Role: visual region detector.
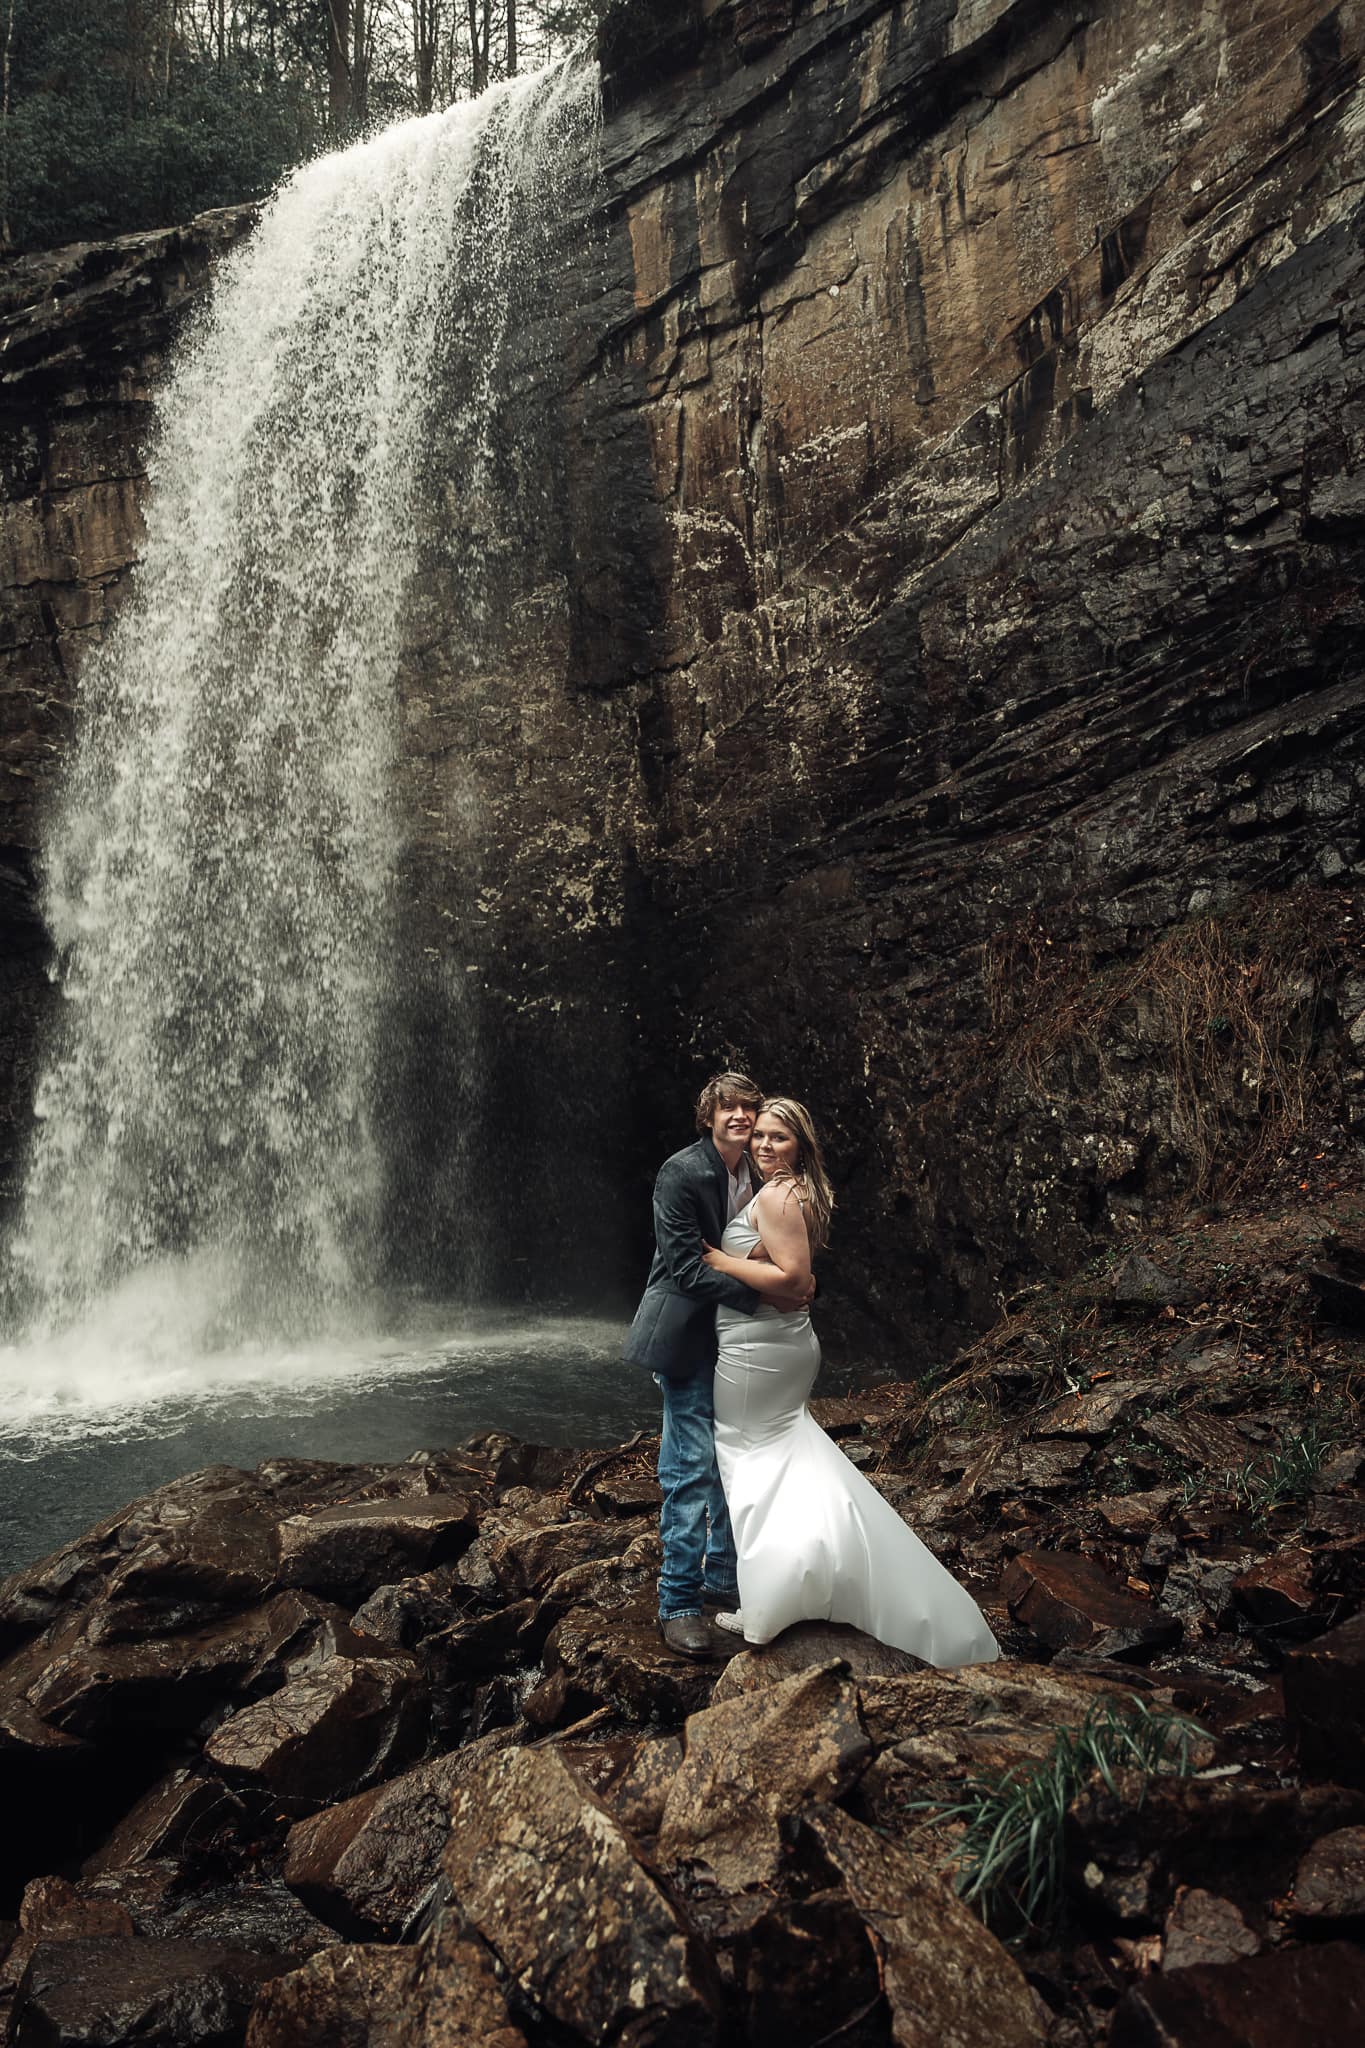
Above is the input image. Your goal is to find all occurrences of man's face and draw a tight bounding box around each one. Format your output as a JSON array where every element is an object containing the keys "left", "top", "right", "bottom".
[{"left": 711, "top": 1096, "right": 757, "bottom": 1148}]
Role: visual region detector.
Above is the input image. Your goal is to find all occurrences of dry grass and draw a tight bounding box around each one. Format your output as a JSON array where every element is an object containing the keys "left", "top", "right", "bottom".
[{"left": 975, "top": 887, "right": 1347, "bottom": 1197}]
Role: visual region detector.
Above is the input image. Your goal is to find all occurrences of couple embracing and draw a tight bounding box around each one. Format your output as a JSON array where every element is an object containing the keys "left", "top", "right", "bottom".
[{"left": 625, "top": 1070, "right": 999, "bottom": 1668}]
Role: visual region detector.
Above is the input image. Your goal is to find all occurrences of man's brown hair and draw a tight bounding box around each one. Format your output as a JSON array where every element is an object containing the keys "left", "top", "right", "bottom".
[{"left": 694, "top": 1070, "right": 763, "bottom": 1132}]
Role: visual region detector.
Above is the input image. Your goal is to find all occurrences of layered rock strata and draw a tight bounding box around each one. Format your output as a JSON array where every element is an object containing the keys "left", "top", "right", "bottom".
[{"left": 2, "top": 1, "right": 1364, "bottom": 1349}]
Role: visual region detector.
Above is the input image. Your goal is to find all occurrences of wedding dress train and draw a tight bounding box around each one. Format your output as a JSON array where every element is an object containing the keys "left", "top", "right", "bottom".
[{"left": 713, "top": 1199, "right": 999, "bottom": 1666}]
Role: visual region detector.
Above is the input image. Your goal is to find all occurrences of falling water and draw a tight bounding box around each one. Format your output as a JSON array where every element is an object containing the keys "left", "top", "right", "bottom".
[{"left": 6, "top": 59, "right": 599, "bottom": 1354}]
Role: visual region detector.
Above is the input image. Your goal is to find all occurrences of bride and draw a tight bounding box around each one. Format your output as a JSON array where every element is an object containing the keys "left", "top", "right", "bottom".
[{"left": 702, "top": 1097, "right": 999, "bottom": 1667}]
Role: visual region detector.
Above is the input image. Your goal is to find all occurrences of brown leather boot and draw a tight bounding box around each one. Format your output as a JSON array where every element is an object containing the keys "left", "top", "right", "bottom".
[{"left": 658, "top": 1614, "right": 718, "bottom": 1660}]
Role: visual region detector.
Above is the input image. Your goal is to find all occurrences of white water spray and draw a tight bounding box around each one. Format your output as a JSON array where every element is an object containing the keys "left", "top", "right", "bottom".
[{"left": 6, "top": 60, "right": 598, "bottom": 1362}]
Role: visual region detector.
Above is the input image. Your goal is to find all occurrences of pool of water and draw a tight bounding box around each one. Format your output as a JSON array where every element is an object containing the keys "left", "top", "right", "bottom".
[{"left": 0, "top": 1308, "right": 653, "bottom": 1578}]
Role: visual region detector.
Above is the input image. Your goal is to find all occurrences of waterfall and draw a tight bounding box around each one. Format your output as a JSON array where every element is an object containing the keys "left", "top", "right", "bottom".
[{"left": 7, "top": 59, "right": 598, "bottom": 1351}]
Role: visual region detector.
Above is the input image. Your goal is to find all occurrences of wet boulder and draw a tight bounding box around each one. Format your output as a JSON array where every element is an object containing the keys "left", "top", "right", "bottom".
[
  {"left": 710, "top": 1888, "right": 881, "bottom": 2048},
  {"left": 711, "top": 1621, "right": 924, "bottom": 1701},
  {"left": 656, "top": 1663, "right": 870, "bottom": 1889},
  {"left": 1001, "top": 1552, "right": 1182, "bottom": 1661},
  {"left": 1230, "top": 1547, "right": 1317, "bottom": 1631},
  {"left": 800, "top": 1805, "right": 1045, "bottom": 2047},
  {"left": 1283, "top": 1609, "right": 1365, "bottom": 1786},
  {"left": 1110, "top": 1942, "right": 1365, "bottom": 2047},
  {"left": 203, "top": 1654, "right": 425, "bottom": 1808},
  {"left": 530, "top": 1598, "right": 721, "bottom": 1726},
  {"left": 9, "top": 1933, "right": 292, "bottom": 2046},
  {"left": 428, "top": 1598, "right": 542, "bottom": 1678},
  {"left": 244, "top": 1944, "right": 415, "bottom": 2048},
  {"left": 349, "top": 1566, "right": 465, "bottom": 1650},
  {"left": 283, "top": 1730, "right": 518, "bottom": 1940},
  {"left": 14, "top": 1592, "right": 369, "bottom": 1742},
  {"left": 444, "top": 1746, "right": 719, "bottom": 2045},
  {"left": 390, "top": 1919, "right": 528, "bottom": 2048},
  {"left": 277, "top": 1497, "right": 476, "bottom": 1604},
  {"left": 1066, "top": 1776, "right": 1365, "bottom": 1932},
  {"left": 1289, "top": 1826, "right": 1365, "bottom": 1930},
  {"left": 0, "top": 1468, "right": 268, "bottom": 1657},
  {"left": 152, "top": 1881, "right": 341, "bottom": 1960},
  {"left": 581, "top": 1734, "right": 683, "bottom": 1839},
  {"left": 1160, "top": 1888, "right": 1261, "bottom": 1971},
  {"left": 485, "top": 1515, "right": 633, "bottom": 1599},
  {"left": 83, "top": 1767, "right": 244, "bottom": 1876}
]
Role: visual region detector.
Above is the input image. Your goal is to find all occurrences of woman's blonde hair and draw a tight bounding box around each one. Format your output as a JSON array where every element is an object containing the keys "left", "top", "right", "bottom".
[{"left": 754, "top": 1096, "right": 835, "bottom": 1253}]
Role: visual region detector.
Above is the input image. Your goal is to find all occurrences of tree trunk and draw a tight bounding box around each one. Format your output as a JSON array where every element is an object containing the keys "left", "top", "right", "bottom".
[
  {"left": 327, "top": 0, "right": 351, "bottom": 127},
  {"left": 1, "top": 0, "right": 15, "bottom": 251},
  {"left": 467, "top": 0, "right": 485, "bottom": 93},
  {"left": 352, "top": 0, "right": 367, "bottom": 128},
  {"left": 506, "top": 0, "right": 516, "bottom": 78}
]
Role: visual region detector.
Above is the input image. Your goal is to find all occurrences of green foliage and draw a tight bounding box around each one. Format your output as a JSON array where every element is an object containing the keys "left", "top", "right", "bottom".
[
  {"left": 911, "top": 1696, "right": 1206, "bottom": 1938},
  {"left": 3, "top": 2, "right": 317, "bottom": 250}
]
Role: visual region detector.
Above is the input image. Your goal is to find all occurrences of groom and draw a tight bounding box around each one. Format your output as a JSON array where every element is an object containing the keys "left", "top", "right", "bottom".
[{"left": 625, "top": 1070, "right": 803, "bottom": 1658}]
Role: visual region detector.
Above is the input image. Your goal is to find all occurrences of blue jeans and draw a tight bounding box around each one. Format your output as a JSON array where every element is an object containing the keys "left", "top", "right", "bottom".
[{"left": 654, "top": 1369, "right": 738, "bottom": 1619}]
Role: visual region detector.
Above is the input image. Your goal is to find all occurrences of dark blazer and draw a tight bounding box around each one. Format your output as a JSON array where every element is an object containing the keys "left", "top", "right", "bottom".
[{"left": 623, "top": 1133, "right": 759, "bottom": 1378}]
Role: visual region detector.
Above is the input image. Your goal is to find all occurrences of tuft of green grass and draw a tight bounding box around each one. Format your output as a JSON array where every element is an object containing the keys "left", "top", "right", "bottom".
[
  {"left": 1223, "top": 1423, "right": 1329, "bottom": 1522},
  {"left": 909, "top": 1696, "right": 1206, "bottom": 1939}
]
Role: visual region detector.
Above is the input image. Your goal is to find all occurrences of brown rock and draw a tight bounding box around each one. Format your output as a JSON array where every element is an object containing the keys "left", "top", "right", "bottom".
[
  {"left": 1284, "top": 1609, "right": 1365, "bottom": 1786},
  {"left": 592, "top": 1474, "right": 663, "bottom": 1515},
  {"left": 656, "top": 1663, "right": 870, "bottom": 1888},
  {"left": 1110, "top": 1943, "right": 1365, "bottom": 2047},
  {"left": 18, "top": 1876, "right": 134, "bottom": 1939},
  {"left": 1068, "top": 1776, "right": 1365, "bottom": 1932},
  {"left": 533, "top": 1598, "right": 722, "bottom": 1725},
  {"left": 485, "top": 1516, "right": 631, "bottom": 1597},
  {"left": 10, "top": 1934, "right": 292, "bottom": 2046},
  {"left": 1161, "top": 1887, "right": 1260, "bottom": 1971},
  {"left": 277, "top": 1497, "right": 475, "bottom": 1603},
  {"left": 444, "top": 1746, "right": 718, "bottom": 2044},
  {"left": 1290, "top": 1826, "right": 1365, "bottom": 1927},
  {"left": 203, "top": 1655, "right": 425, "bottom": 1808},
  {"left": 394, "top": 1919, "right": 527, "bottom": 2048},
  {"left": 1230, "top": 1547, "right": 1316, "bottom": 1630},
  {"left": 711, "top": 1620, "right": 924, "bottom": 1702},
  {"left": 1001, "top": 1552, "right": 1181, "bottom": 1661},
  {"left": 953, "top": 1440, "right": 1091, "bottom": 1500},
  {"left": 429, "top": 1598, "right": 542, "bottom": 1676},
  {"left": 1140, "top": 1412, "right": 1249, "bottom": 1472},
  {"left": 1035, "top": 1381, "right": 1145, "bottom": 1437},
  {"left": 591, "top": 1734, "right": 683, "bottom": 1838},
  {"left": 244, "top": 1944, "right": 414, "bottom": 2048},
  {"left": 714, "top": 1888, "right": 881, "bottom": 2048},
  {"left": 1096, "top": 1489, "right": 1176, "bottom": 1539},
  {"left": 283, "top": 1731, "right": 516, "bottom": 1940},
  {"left": 801, "top": 1805, "right": 1045, "bottom": 2047},
  {"left": 83, "top": 1768, "right": 244, "bottom": 1876},
  {"left": 349, "top": 1566, "right": 465, "bottom": 1650},
  {"left": 857, "top": 1661, "right": 1146, "bottom": 1751},
  {"left": 12, "top": 1591, "right": 367, "bottom": 1743},
  {"left": 1112, "top": 1254, "right": 1195, "bottom": 1311}
]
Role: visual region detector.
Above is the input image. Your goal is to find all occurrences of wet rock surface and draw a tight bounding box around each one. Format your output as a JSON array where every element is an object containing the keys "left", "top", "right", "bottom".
[{"left": 0, "top": 1246, "right": 1358, "bottom": 2045}]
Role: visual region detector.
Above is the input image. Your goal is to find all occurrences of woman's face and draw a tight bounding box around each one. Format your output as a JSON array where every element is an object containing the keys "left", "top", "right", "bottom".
[{"left": 752, "top": 1114, "right": 800, "bottom": 1177}]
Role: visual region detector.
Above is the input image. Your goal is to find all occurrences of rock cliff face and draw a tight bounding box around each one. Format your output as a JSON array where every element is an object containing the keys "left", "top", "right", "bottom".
[{"left": 2, "top": 0, "right": 1364, "bottom": 1356}]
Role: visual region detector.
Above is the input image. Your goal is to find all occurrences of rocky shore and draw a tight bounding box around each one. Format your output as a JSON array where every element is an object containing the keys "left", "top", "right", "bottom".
[{"left": 1, "top": 1182, "right": 1361, "bottom": 2045}]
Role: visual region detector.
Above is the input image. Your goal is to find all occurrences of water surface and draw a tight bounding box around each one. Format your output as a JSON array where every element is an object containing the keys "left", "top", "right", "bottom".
[{"left": 0, "top": 1309, "right": 648, "bottom": 1578}]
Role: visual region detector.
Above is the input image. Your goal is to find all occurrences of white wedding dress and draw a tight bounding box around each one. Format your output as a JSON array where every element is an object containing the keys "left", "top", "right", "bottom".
[{"left": 713, "top": 1198, "right": 999, "bottom": 1666}]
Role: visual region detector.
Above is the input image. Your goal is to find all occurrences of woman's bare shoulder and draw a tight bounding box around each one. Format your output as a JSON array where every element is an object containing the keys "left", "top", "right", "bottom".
[{"left": 753, "top": 1178, "right": 805, "bottom": 1219}]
